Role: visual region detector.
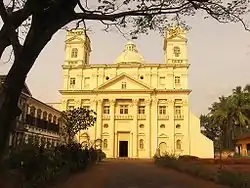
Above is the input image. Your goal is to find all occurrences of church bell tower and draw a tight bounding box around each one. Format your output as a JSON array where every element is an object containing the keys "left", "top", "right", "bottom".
[
  {"left": 64, "top": 28, "right": 91, "bottom": 66},
  {"left": 163, "top": 26, "right": 188, "bottom": 65}
]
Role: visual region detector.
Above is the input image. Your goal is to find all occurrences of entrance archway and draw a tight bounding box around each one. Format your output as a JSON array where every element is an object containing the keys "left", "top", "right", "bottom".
[{"left": 159, "top": 142, "right": 167, "bottom": 156}]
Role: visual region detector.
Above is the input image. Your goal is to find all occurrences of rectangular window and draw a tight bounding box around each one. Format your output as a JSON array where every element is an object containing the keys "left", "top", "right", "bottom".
[
  {"left": 103, "top": 106, "right": 110, "bottom": 114},
  {"left": 159, "top": 77, "right": 165, "bottom": 86},
  {"left": 68, "top": 105, "right": 74, "bottom": 110},
  {"left": 159, "top": 106, "right": 166, "bottom": 115},
  {"left": 175, "top": 106, "right": 181, "bottom": 115},
  {"left": 82, "top": 106, "right": 90, "bottom": 110},
  {"left": 120, "top": 105, "right": 128, "bottom": 114},
  {"left": 84, "top": 77, "right": 90, "bottom": 88},
  {"left": 69, "top": 78, "right": 76, "bottom": 88},
  {"left": 174, "top": 76, "right": 181, "bottom": 84},
  {"left": 122, "top": 82, "right": 127, "bottom": 89},
  {"left": 138, "top": 106, "right": 145, "bottom": 114}
]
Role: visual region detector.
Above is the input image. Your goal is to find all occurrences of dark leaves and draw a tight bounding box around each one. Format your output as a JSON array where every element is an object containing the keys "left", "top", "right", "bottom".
[{"left": 61, "top": 107, "right": 97, "bottom": 141}]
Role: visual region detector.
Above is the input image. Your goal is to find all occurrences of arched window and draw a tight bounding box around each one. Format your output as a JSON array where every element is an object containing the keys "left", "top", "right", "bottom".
[
  {"left": 139, "top": 139, "right": 144, "bottom": 149},
  {"left": 173, "top": 46, "right": 181, "bottom": 57},
  {"left": 37, "top": 109, "right": 42, "bottom": 119},
  {"left": 53, "top": 116, "right": 57, "bottom": 124},
  {"left": 71, "top": 48, "right": 78, "bottom": 58},
  {"left": 30, "top": 106, "right": 36, "bottom": 117},
  {"left": 42, "top": 111, "right": 47, "bottom": 120},
  {"left": 159, "top": 142, "right": 167, "bottom": 156},
  {"left": 176, "top": 139, "right": 181, "bottom": 150},
  {"left": 103, "top": 139, "right": 108, "bottom": 148},
  {"left": 160, "top": 124, "right": 165, "bottom": 128},
  {"left": 48, "top": 113, "right": 52, "bottom": 123},
  {"left": 176, "top": 124, "right": 181, "bottom": 129}
]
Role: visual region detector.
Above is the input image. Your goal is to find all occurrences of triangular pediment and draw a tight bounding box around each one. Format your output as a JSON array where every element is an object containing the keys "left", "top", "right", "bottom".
[
  {"left": 93, "top": 73, "right": 153, "bottom": 91},
  {"left": 65, "top": 36, "right": 84, "bottom": 44}
]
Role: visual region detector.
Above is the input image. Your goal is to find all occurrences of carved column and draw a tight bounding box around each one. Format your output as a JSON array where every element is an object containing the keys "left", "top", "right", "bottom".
[
  {"left": 96, "top": 98, "right": 103, "bottom": 140},
  {"left": 132, "top": 98, "right": 139, "bottom": 157},
  {"left": 151, "top": 98, "right": 158, "bottom": 157},
  {"left": 109, "top": 98, "right": 116, "bottom": 157},
  {"left": 145, "top": 98, "right": 151, "bottom": 158}
]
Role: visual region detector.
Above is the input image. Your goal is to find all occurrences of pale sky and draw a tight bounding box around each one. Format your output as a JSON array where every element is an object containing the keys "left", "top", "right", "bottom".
[{"left": 0, "top": 15, "right": 250, "bottom": 116}]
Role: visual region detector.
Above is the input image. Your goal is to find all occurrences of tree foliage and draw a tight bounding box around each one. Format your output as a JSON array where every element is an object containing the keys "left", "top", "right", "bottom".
[
  {"left": 61, "top": 107, "right": 96, "bottom": 143},
  {"left": 201, "top": 84, "right": 250, "bottom": 150}
]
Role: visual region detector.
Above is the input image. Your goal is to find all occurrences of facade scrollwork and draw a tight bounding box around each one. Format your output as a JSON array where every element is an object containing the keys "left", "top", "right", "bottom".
[
  {"left": 167, "top": 99, "right": 174, "bottom": 105},
  {"left": 90, "top": 98, "right": 97, "bottom": 104},
  {"left": 152, "top": 98, "right": 158, "bottom": 104},
  {"left": 183, "top": 99, "right": 188, "bottom": 106},
  {"left": 109, "top": 98, "right": 116, "bottom": 106},
  {"left": 132, "top": 98, "right": 139, "bottom": 106},
  {"left": 97, "top": 98, "right": 103, "bottom": 105}
]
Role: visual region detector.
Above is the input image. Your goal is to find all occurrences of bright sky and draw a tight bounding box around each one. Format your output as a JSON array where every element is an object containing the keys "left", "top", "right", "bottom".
[{"left": 0, "top": 15, "right": 250, "bottom": 116}]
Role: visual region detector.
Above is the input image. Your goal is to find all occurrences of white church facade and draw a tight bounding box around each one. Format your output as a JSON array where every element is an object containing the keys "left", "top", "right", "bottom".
[{"left": 58, "top": 27, "right": 214, "bottom": 158}]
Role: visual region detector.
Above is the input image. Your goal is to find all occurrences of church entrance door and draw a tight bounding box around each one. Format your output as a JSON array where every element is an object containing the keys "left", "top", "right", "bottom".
[{"left": 119, "top": 141, "right": 128, "bottom": 157}]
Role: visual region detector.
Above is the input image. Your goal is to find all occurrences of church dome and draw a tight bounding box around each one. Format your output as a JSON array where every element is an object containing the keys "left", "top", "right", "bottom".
[{"left": 115, "top": 41, "right": 145, "bottom": 64}]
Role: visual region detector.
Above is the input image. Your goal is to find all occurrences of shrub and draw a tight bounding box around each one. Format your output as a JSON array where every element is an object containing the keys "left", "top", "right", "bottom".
[
  {"left": 178, "top": 155, "right": 200, "bottom": 161},
  {"left": 5, "top": 142, "right": 104, "bottom": 188},
  {"left": 155, "top": 155, "right": 250, "bottom": 187},
  {"left": 218, "top": 170, "right": 250, "bottom": 188}
]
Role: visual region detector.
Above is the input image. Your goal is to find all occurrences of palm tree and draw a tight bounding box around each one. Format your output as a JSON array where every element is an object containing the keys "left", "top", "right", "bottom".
[
  {"left": 230, "top": 86, "right": 250, "bottom": 137},
  {"left": 209, "top": 96, "right": 234, "bottom": 149}
]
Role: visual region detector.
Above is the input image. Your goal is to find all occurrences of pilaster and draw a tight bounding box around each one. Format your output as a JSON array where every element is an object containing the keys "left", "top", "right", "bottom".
[
  {"left": 182, "top": 99, "right": 190, "bottom": 155},
  {"left": 90, "top": 98, "right": 97, "bottom": 140},
  {"left": 151, "top": 97, "right": 158, "bottom": 157},
  {"left": 132, "top": 98, "right": 139, "bottom": 157},
  {"left": 75, "top": 99, "right": 81, "bottom": 108},
  {"left": 61, "top": 99, "right": 67, "bottom": 111},
  {"left": 96, "top": 98, "right": 103, "bottom": 139},
  {"left": 109, "top": 98, "right": 116, "bottom": 157},
  {"left": 145, "top": 98, "right": 151, "bottom": 158},
  {"left": 168, "top": 99, "right": 175, "bottom": 153}
]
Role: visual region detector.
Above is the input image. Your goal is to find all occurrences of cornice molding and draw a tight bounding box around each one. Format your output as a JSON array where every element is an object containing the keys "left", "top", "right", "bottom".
[
  {"left": 62, "top": 63, "right": 190, "bottom": 70},
  {"left": 59, "top": 89, "right": 192, "bottom": 95}
]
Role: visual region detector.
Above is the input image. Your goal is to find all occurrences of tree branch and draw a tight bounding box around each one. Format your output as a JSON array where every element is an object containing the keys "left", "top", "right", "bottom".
[
  {"left": 0, "top": 2, "right": 31, "bottom": 59},
  {"left": 74, "top": 3, "right": 191, "bottom": 21}
]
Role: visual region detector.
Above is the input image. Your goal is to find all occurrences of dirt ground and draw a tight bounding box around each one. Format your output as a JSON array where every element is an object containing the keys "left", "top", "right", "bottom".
[{"left": 52, "top": 159, "right": 228, "bottom": 188}]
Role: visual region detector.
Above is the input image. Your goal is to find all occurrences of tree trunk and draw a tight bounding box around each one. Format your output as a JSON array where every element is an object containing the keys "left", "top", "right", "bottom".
[{"left": 0, "top": 11, "right": 75, "bottom": 163}]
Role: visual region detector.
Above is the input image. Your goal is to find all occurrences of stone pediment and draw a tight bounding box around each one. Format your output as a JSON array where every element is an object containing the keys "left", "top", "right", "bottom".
[
  {"left": 158, "top": 133, "right": 168, "bottom": 138},
  {"left": 93, "top": 73, "right": 153, "bottom": 91},
  {"left": 65, "top": 36, "right": 84, "bottom": 44},
  {"left": 102, "top": 132, "right": 109, "bottom": 136}
]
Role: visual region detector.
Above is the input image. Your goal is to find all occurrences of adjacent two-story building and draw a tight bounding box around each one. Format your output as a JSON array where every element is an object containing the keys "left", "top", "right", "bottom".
[{"left": 0, "top": 76, "right": 61, "bottom": 148}]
